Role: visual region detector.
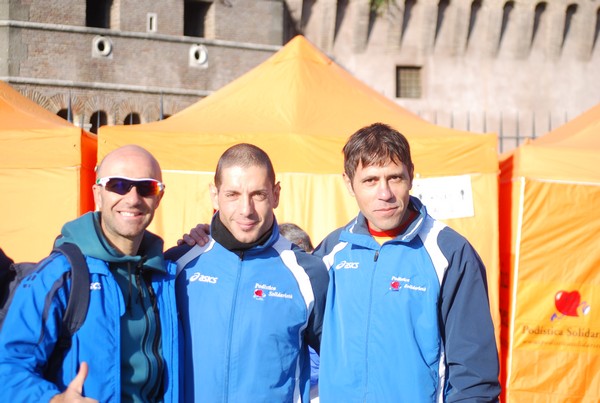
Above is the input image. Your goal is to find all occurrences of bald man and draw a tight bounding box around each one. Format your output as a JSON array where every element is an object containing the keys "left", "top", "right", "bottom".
[{"left": 0, "top": 145, "right": 180, "bottom": 402}]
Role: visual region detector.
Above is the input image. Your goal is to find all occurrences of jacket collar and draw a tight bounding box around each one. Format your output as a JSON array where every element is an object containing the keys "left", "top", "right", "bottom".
[
  {"left": 342, "top": 196, "right": 428, "bottom": 247},
  {"left": 211, "top": 212, "right": 277, "bottom": 257}
]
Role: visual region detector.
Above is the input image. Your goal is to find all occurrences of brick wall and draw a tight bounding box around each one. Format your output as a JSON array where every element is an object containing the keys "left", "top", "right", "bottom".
[{"left": 1, "top": 0, "right": 285, "bottom": 130}]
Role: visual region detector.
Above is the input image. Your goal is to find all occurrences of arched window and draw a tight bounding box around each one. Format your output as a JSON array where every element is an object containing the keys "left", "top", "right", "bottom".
[
  {"left": 123, "top": 113, "right": 141, "bottom": 125},
  {"left": 90, "top": 111, "right": 108, "bottom": 134},
  {"left": 57, "top": 108, "right": 71, "bottom": 122}
]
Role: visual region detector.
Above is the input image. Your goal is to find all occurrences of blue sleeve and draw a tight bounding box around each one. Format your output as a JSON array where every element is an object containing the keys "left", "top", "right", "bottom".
[
  {"left": 0, "top": 254, "right": 70, "bottom": 401},
  {"left": 438, "top": 228, "right": 501, "bottom": 402},
  {"left": 312, "top": 227, "right": 344, "bottom": 259},
  {"left": 294, "top": 249, "right": 329, "bottom": 354}
]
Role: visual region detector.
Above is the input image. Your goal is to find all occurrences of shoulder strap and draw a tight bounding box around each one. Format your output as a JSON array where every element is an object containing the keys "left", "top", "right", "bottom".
[
  {"left": 55, "top": 243, "right": 90, "bottom": 342},
  {"left": 44, "top": 243, "right": 90, "bottom": 377}
]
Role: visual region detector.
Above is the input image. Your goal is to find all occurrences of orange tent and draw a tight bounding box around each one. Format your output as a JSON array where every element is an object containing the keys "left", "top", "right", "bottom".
[
  {"left": 0, "top": 81, "right": 96, "bottom": 262},
  {"left": 99, "top": 35, "right": 500, "bottom": 335},
  {"left": 499, "top": 103, "right": 600, "bottom": 401}
]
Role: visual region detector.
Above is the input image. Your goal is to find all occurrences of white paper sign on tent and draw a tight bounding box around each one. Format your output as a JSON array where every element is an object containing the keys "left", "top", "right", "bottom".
[{"left": 411, "top": 175, "right": 475, "bottom": 220}]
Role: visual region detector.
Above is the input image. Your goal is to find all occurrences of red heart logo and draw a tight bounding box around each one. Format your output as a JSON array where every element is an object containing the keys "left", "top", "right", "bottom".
[{"left": 555, "top": 290, "right": 581, "bottom": 317}]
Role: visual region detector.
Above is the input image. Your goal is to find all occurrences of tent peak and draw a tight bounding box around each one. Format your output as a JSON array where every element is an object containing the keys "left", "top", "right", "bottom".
[{"left": 272, "top": 35, "right": 333, "bottom": 66}]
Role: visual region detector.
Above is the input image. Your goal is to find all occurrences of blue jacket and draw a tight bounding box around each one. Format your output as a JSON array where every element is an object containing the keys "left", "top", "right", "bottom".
[
  {"left": 167, "top": 218, "right": 329, "bottom": 403},
  {"left": 0, "top": 213, "right": 180, "bottom": 402},
  {"left": 313, "top": 197, "right": 500, "bottom": 402}
]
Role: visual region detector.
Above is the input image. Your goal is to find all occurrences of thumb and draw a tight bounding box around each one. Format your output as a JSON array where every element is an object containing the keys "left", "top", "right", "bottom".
[{"left": 68, "top": 362, "right": 90, "bottom": 394}]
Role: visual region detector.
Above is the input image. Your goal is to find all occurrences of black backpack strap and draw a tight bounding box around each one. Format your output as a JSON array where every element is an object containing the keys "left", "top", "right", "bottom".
[
  {"left": 45, "top": 243, "right": 90, "bottom": 377},
  {"left": 55, "top": 243, "right": 90, "bottom": 339}
]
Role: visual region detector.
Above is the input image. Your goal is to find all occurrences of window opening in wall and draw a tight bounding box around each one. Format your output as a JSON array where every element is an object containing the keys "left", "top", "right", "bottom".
[
  {"left": 499, "top": 1, "right": 515, "bottom": 50},
  {"left": 147, "top": 13, "right": 157, "bottom": 33},
  {"left": 124, "top": 113, "right": 141, "bottom": 125},
  {"left": 90, "top": 111, "right": 108, "bottom": 134},
  {"left": 395, "top": 66, "right": 422, "bottom": 99},
  {"left": 434, "top": 0, "right": 450, "bottom": 45},
  {"left": 531, "top": 2, "right": 547, "bottom": 47},
  {"left": 184, "top": 1, "right": 212, "bottom": 37},
  {"left": 92, "top": 36, "right": 113, "bottom": 58},
  {"left": 466, "top": 0, "right": 482, "bottom": 48},
  {"left": 189, "top": 44, "right": 209, "bottom": 67},
  {"left": 562, "top": 4, "right": 578, "bottom": 48},
  {"left": 57, "top": 109, "right": 70, "bottom": 122},
  {"left": 86, "top": 0, "right": 113, "bottom": 29}
]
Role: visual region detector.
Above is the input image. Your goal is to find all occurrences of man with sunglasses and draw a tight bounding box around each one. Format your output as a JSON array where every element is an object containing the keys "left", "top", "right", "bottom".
[
  {"left": 166, "top": 143, "right": 328, "bottom": 403},
  {"left": 0, "top": 145, "right": 180, "bottom": 402}
]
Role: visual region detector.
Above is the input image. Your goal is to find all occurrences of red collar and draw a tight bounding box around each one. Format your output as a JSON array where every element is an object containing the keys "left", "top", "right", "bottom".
[{"left": 368, "top": 209, "right": 417, "bottom": 238}]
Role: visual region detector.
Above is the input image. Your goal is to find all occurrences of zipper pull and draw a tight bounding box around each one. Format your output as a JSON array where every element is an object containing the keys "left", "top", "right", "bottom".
[{"left": 374, "top": 250, "right": 379, "bottom": 262}]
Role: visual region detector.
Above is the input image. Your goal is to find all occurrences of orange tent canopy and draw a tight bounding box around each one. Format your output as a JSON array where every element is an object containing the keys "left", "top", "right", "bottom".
[
  {"left": 0, "top": 81, "right": 96, "bottom": 261},
  {"left": 99, "top": 37, "right": 499, "bottom": 335},
  {"left": 501, "top": 102, "right": 600, "bottom": 184},
  {"left": 499, "top": 102, "right": 600, "bottom": 401},
  {"left": 101, "top": 35, "right": 497, "bottom": 177}
]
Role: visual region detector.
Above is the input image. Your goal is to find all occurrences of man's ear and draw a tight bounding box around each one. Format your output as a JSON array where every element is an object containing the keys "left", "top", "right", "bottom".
[
  {"left": 343, "top": 173, "right": 355, "bottom": 197},
  {"left": 272, "top": 181, "right": 281, "bottom": 209},
  {"left": 92, "top": 184, "right": 102, "bottom": 211},
  {"left": 209, "top": 183, "right": 219, "bottom": 210}
]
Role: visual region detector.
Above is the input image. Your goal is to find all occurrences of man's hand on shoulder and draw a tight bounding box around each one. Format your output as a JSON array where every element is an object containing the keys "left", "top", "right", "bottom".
[
  {"left": 50, "top": 362, "right": 98, "bottom": 403},
  {"left": 177, "top": 223, "right": 210, "bottom": 246}
]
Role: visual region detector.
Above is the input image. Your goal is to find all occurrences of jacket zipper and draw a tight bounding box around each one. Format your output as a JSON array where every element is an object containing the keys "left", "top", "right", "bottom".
[
  {"left": 363, "top": 247, "right": 380, "bottom": 400},
  {"left": 145, "top": 270, "right": 165, "bottom": 399},
  {"left": 107, "top": 262, "right": 123, "bottom": 397},
  {"left": 224, "top": 252, "right": 244, "bottom": 402}
]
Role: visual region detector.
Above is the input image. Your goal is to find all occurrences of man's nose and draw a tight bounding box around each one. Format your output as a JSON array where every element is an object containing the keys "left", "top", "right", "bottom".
[
  {"left": 377, "top": 182, "right": 393, "bottom": 200},
  {"left": 239, "top": 195, "right": 256, "bottom": 214}
]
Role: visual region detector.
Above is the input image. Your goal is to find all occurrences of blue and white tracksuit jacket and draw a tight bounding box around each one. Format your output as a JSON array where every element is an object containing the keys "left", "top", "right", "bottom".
[
  {"left": 168, "top": 223, "right": 329, "bottom": 403},
  {"left": 0, "top": 251, "right": 180, "bottom": 402},
  {"left": 313, "top": 196, "right": 500, "bottom": 403}
]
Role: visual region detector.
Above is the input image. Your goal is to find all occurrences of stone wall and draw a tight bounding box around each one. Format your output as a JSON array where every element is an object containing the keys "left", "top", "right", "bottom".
[{"left": 291, "top": 0, "right": 600, "bottom": 151}]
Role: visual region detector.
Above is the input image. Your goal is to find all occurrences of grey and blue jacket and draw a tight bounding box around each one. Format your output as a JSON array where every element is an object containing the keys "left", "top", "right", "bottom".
[{"left": 313, "top": 196, "right": 500, "bottom": 402}]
